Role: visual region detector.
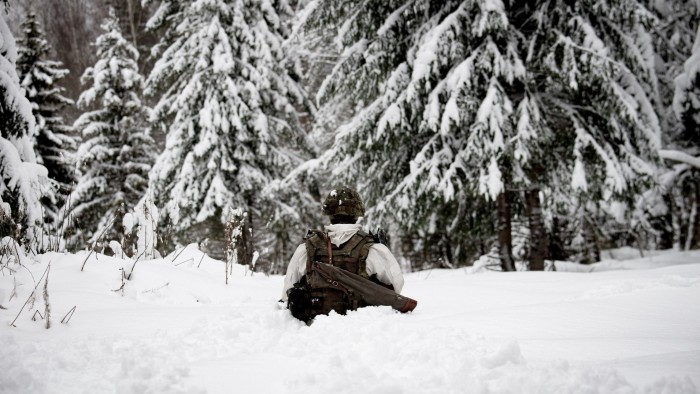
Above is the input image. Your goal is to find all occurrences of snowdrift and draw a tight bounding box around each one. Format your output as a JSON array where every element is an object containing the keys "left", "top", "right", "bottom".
[{"left": 1, "top": 246, "right": 699, "bottom": 393}]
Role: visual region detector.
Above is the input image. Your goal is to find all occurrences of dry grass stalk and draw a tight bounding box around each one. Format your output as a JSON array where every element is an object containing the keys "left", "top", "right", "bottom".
[
  {"left": 43, "top": 264, "right": 51, "bottom": 329},
  {"left": 61, "top": 306, "right": 76, "bottom": 324},
  {"left": 10, "top": 262, "right": 50, "bottom": 327}
]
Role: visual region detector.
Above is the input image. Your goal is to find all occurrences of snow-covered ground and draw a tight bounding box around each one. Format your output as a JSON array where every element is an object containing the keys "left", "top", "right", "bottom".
[{"left": 1, "top": 245, "right": 699, "bottom": 394}]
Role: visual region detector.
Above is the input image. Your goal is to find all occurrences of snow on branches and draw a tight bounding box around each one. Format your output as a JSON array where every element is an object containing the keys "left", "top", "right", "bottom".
[
  {"left": 62, "top": 9, "right": 153, "bottom": 248},
  {"left": 145, "top": 0, "right": 311, "bottom": 251}
]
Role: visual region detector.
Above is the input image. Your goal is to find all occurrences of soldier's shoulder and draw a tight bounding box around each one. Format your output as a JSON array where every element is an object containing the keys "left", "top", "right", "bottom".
[{"left": 357, "top": 230, "right": 375, "bottom": 243}]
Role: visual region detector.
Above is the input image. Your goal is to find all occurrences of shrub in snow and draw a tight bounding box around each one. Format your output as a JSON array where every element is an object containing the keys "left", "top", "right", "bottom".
[
  {"left": 0, "top": 235, "right": 32, "bottom": 272},
  {"left": 122, "top": 196, "right": 161, "bottom": 260}
]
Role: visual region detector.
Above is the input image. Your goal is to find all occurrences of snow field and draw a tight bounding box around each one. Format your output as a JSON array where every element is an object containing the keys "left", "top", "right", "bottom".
[{"left": 1, "top": 247, "right": 699, "bottom": 393}]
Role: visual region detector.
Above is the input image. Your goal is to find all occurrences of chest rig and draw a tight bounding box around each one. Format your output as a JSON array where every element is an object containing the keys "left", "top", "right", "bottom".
[
  {"left": 304, "top": 229, "right": 374, "bottom": 278},
  {"left": 297, "top": 229, "right": 374, "bottom": 319}
]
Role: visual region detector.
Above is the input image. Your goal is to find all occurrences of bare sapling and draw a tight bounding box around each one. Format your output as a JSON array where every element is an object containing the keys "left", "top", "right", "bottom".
[
  {"left": 43, "top": 264, "right": 51, "bottom": 329},
  {"left": 57, "top": 187, "right": 74, "bottom": 252},
  {"left": 126, "top": 239, "right": 151, "bottom": 280},
  {"left": 81, "top": 215, "right": 117, "bottom": 271},
  {"left": 112, "top": 268, "right": 126, "bottom": 294},
  {"left": 224, "top": 212, "right": 243, "bottom": 284},
  {"left": 10, "top": 262, "right": 50, "bottom": 327}
]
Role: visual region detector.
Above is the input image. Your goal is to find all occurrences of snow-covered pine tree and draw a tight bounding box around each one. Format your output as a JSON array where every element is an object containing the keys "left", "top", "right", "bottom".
[
  {"left": 105, "top": 0, "right": 158, "bottom": 74},
  {"left": 647, "top": 0, "right": 698, "bottom": 140},
  {"left": 17, "top": 13, "right": 77, "bottom": 221},
  {"left": 672, "top": 24, "right": 700, "bottom": 151},
  {"left": 0, "top": 7, "right": 52, "bottom": 251},
  {"left": 583, "top": 0, "right": 700, "bottom": 253},
  {"left": 297, "top": 0, "right": 495, "bottom": 268},
  {"left": 63, "top": 9, "right": 154, "bottom": 250},
  {"left": 303, "top": 0, "right": 661, "bottom": 268},
  {"left": 516, "top": 0, "right": 663, "bottom": 264},
  {"left": 666, "top": 21, "right": 700, "bottom": 250},
  {"left": 144, "top": 0, "right": 311, "bottom": 263}
]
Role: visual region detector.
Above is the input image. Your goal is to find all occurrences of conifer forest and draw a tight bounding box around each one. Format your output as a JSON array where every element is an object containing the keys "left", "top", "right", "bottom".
[{"left": 1, "top": 0, "right": 699, "bottom": 273}]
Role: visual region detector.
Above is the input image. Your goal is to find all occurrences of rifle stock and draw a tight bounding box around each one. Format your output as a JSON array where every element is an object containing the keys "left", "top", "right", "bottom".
[{"left": 308, "top": 261, "right": 417, "bottom": 313}]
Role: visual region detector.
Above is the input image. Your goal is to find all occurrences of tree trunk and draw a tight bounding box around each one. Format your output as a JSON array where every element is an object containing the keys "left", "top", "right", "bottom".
[
  {"left": 525, "top": 188, "right": 546, "bottom": 271},
  {"left": 497, "top": 191, "right": 515, "bottom": 271},
  {"left": 126, "top": 0, "right": 139, "bottom": 49},
  {"left": 671, "top": 189, "right": 684, "bottom": 251},
  {"left": 688, "top": 179, "right": 700, "bottom": 250},
  {"left": 239, "top": 212, "right": 255, "bottom": 268}
]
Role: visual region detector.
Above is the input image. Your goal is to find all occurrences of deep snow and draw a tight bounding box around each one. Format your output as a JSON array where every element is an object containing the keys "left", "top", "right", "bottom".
[{"left": 1, "top": 245, "right": 699, "bottom": 393}]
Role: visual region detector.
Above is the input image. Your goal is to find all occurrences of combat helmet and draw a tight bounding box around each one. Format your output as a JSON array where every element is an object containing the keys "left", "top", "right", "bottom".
[{"left": 322, "top": 187, "right": 365, "bottom": 218}]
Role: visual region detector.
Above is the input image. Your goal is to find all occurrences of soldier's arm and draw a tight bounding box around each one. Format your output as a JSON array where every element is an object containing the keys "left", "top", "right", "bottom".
[
  {"left": 365, "top": 244, "right": 405, "bottom": 293},
  {"left": 281, "top": 244, "right": 307, "bottom": 301}
]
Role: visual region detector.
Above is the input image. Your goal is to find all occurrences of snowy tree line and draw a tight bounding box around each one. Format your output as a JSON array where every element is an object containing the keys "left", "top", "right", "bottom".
[{"left": 0, "top": 0, "right": 698, "bottom": 273}]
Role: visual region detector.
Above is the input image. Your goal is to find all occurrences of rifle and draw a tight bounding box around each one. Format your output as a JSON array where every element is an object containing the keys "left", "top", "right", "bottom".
[
  {"left": 307, "top": 261, "right": 417, "bottom": 313},
  {"left": 371, "top": 227, "right": 389, "bottom": 246}
]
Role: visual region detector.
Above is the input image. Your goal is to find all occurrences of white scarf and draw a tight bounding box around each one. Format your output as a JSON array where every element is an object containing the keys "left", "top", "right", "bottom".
[{"left": 324, "top": 223, "right": 362, "bottom": 246}]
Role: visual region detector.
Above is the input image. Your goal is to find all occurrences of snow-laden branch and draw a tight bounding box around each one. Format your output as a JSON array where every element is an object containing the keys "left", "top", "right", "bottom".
[{"left": 659, "top": 149, "right": 700, "bottom": 169}]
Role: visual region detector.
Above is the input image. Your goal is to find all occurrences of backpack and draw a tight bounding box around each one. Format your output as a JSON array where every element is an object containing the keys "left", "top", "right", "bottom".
[{"left": 287, "top": 229, "right": 375, "bottom": 323}]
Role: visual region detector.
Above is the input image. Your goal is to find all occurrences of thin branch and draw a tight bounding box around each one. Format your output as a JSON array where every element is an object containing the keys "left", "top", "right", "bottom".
[
  {"left": 112, "top": 268, "right": 126, "bottom": 293},
  {"left": 126, "top": 239, "right": 151, "bottom": 280},
  {"left": 174, "top": 258, "right": 193, "bottom": 267},
  {"left": 81, "top": 216, "right": 116, "bottom": 271},
  {"left": 143, "top": 282, "right": 169, "bottom": 293},
  {"left": 60, "top": 306, "right": 77, "bottom": 324},
  {"left": 659, "top": 149, "right": 700, "bottom": 169},
  {"left": 170, "top": 246, "right": 187, "bottom": 263}
]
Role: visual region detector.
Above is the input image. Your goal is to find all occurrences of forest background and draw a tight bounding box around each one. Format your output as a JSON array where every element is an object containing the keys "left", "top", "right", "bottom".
[{"left": 1, "top": 0, "right": 699, "bottom": 274}]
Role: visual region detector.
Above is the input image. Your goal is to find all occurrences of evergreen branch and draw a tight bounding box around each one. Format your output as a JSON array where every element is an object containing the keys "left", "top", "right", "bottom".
[{"left": 659, "top": 150, "right": 700, "bottom": 169}]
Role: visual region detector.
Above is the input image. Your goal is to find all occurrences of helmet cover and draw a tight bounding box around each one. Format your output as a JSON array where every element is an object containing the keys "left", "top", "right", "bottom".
[{"left": 322, "top": 187, "right": 365, "bottom": 217}]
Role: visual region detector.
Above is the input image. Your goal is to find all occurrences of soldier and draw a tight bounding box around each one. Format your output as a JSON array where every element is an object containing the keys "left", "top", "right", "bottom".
[{"left": 282, "top": 187, "right": 405, "bottom": 322}]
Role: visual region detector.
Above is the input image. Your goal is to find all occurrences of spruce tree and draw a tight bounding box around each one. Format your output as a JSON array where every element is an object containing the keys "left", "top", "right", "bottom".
[
  {"left": 648, "top": 0, "right": 698, "bottom": 141},
  {"left": 0, "top": 8, "right": 52, "bottom": 251},
  {"left": 144, "top": 0, "right": 311, "bottom": 261},
  {"left": 668, "top": 23, "right": 700, "bottom": 249},
  {"left": 302, "top": 0, "right": 661, "bottom": 268},
  {"left": 63, "top": 10, "right": 154, "bottom": 248},
  {"left": 673, "top": 27, "right": 700, "bottom": 150},
  {"left": 630, "top": 0, "right": 700, "bottom": 250},
  {"left": 17, "top": 13, "right": 77, "bottom": 220}
]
